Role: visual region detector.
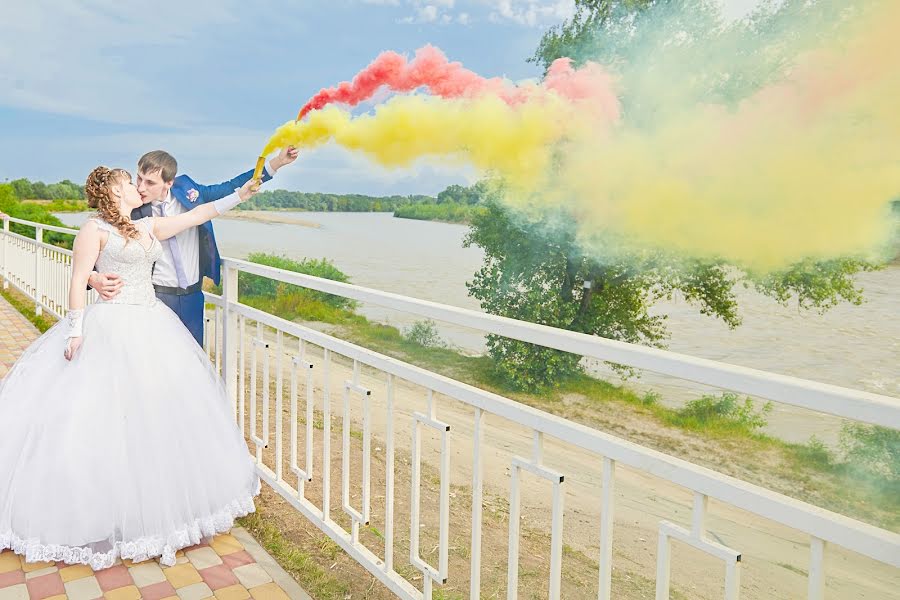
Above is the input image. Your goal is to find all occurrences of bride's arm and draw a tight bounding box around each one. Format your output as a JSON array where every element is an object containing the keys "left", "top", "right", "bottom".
[
  {"left": 68, "top": 221, "right": 102, "bottom": 311},
  {"left": 64, "top": 221, "right": 102, "bottom": 360},
  {"left": 152, "top": 177, "right": 260, "bottom": 241}
]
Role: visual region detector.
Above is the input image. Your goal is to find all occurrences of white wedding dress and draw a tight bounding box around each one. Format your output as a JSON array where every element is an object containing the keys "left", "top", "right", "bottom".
[{"left": 0, "top": 217, "right": 260, "bottom": 570}]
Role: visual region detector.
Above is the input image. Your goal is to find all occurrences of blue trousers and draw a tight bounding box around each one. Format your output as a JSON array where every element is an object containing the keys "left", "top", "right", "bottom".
[{"left": 156, "top": 289, "right": 205, "bottom": 347}]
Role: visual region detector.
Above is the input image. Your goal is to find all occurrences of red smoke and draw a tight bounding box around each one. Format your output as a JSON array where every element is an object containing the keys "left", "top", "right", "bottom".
[{"left": 296, "top": 45, "right": 620, "bottom": 123}]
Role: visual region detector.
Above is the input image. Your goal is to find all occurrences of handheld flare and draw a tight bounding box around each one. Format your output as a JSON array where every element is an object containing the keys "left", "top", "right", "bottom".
[{"left": 252, "top": 156, "right": 266, "bottom": 182}]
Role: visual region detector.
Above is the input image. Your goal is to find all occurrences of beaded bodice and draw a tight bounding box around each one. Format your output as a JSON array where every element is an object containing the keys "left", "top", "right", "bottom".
[{"left": 91, "top": 217, "right": 161, "bottom": 306}]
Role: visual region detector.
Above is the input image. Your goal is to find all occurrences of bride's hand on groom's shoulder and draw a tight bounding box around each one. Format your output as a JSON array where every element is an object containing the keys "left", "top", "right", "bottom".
[
  {"left": 238, "top": 178, "right": 262, "bottom": 202},
  {"left": 64, "top": 337, "right": 82, "bottom": 361}
]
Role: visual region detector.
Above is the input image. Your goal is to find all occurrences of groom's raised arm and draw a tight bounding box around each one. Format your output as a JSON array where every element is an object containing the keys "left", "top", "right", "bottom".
[
  {"left": 193, "top": 167, "right": 271, "bottom": 203},
  {"left": 193, "top": 147, "right": 299, "bottom": 203}
]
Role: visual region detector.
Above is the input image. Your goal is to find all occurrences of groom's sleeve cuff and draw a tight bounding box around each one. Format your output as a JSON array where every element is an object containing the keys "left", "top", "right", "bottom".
[{"left": 265, "top": 162, "right": 275, "bottom": 178}]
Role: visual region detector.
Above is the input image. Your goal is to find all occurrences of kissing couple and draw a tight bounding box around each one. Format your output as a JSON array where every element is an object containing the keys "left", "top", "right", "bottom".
[{"left": 0, "top": 146, "right": 298, "bottom": 569}]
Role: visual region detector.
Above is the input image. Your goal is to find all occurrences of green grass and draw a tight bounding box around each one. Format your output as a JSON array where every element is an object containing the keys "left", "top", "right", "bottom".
[
  {"left": 0, "top": 285, "right": 57, "bottom": 333},
  {"left": 237, "top": 512, "right": 351, "bottom": 600},
  {"left": 241, "top": 292, "right": 358, "bottom": 325}
]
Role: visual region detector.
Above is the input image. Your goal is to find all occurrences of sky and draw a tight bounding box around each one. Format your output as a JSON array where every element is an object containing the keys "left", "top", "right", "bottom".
[{"left": 0, "top": 0, "right": 761, "bottom": 196}]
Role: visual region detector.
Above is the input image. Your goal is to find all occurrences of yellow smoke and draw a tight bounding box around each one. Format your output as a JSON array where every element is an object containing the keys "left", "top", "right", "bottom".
[
  {"left": 555, "top": 0, "right": 900, "bottom": 270},
  {"left": 261, "top": 93, "right": 590, "bottom": 191},
  {"left": 259, "top": 1, "right": 899, "bottom": 271}
]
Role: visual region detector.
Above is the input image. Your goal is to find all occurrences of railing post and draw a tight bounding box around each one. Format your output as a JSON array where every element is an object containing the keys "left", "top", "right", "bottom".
[
  {"left": 34, "top": 225, "right": 44, "bottom": 316},
  {"left": 222, "top": 262, "right": 240, "bottom": 418},
  {"left": 1, "top": 216, "right": 8, "bottom": 290}
]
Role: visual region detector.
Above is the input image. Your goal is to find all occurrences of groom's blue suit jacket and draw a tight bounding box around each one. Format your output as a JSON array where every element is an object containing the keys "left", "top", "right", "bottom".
[{"left": 131, "top": 168, "right": 272, "bottom": 286}]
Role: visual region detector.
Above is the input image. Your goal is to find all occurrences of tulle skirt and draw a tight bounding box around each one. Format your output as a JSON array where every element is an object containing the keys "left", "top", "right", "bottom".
[{"left": 0, "top": 301, "right": 260, "bottom": 570}]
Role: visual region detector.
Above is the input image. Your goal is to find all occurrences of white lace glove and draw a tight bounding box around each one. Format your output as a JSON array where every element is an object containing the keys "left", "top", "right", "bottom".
[
  {"left": 64, "top": 309, "right": 84, "bottom": 360},
  {"left": 212, "top": 190, "right": 243, "bottom": 215},
  {"left": 66, "top": 309, "right": 84, "bottom": 339}
]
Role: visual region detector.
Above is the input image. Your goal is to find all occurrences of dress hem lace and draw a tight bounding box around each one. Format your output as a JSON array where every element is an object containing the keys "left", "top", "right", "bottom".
[{"left": 0, "top": 478, "right": 261, "bottom": 571}]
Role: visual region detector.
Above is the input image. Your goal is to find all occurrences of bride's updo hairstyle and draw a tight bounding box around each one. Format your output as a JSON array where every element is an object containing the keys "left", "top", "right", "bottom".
[{"left": 85, "top": 166, "right": 140, "bottom": 242}]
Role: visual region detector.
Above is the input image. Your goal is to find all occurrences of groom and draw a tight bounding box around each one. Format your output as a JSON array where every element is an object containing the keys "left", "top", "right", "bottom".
[{"left": 88, "top": 147, "right": 299, "bottom": 345}]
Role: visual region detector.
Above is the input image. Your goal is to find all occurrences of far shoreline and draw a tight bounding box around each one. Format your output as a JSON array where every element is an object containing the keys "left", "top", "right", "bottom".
[{"left": 214, "top": 210, "right": 322, "bottom": 228}]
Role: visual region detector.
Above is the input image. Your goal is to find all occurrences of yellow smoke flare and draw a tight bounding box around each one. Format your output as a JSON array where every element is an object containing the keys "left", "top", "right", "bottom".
[{"left": 252, "top": 156, "right": 266, "bottom": 182}]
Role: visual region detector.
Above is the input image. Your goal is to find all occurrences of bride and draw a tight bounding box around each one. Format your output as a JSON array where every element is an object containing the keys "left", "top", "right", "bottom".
[{"left": 0, "top": 166, "right": 263, "bottom": 570}]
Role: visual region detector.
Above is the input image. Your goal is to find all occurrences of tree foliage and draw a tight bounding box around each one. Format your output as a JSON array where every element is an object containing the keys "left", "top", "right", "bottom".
[
  {"left": 239, "top": 189, "right": 433, "bottom": 212},
  {"left": 8, "top": 178, "right": 84, "bottom": 200},
  {"left": 0, "top": 184, "right": 74, "bottom": 249}
]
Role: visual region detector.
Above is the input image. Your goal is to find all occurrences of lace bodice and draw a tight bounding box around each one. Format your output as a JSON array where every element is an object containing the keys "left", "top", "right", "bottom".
[{"left": 92, "top": 217, "right": 161, "bottom": 306}]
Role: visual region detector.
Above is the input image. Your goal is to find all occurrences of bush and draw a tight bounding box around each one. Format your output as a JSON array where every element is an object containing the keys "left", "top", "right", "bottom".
[
  {"left": 486, "top": 337, "right": 583, "bottom": 391},
  {"left": 640, "top": 390, "right": 661, "bottom": 406},
  {"left": 402, "top": 319, "right": 446, "bottom": 348},
  {"left": 674, "top": 392, "right": 772, "bottom": 433},
  {"left": 239, "top": 253, "right": 355, "bottom": 310},
  {"left": 840, "top": 423, "right": 900, "bottom": 480},
  {"left": 793, "top": 435, "right": 834, "bottom": 470}
]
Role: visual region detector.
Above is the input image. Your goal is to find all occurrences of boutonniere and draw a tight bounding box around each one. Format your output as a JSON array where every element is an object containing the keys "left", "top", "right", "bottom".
[{"left": 187, "top": 189, "right": 200, "bottom": 203}]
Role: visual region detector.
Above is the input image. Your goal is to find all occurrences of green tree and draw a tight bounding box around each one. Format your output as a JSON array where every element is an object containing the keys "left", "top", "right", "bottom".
[
  {"left": 0, "top": 184, "right": 74, "bottom": 249},
  {"left": 531, "top": 0, "right": 655, "bottom": 71},
  {"left": 465, "top": 0, "right": 884, "bottom": 390},
  {"left": 9, "top": 179, "right": 34, "bottom": 199}
]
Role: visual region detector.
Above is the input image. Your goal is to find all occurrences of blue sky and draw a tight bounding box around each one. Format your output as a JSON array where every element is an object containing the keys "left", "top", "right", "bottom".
[{"left": 0, "top": 0, "right": 760, "bottom": 196}]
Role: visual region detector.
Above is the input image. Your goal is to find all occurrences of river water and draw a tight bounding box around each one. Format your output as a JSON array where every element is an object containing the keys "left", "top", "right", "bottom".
[{"left": 57, "top": 211, "right": 899, "bottom": 444}]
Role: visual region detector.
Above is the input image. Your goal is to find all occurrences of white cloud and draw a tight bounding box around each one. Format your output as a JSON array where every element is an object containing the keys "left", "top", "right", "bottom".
[
  {"left": 368, "top": 0, "right": 469, "bottom": 25},
  {"left": 488, "top": 0, "right": 575, "bottom": 27},
  {"left": 399, "top": 1, "right": 457, "bottom": 24},
  {"left": 0, "top": 0, "right": 242, "bottom": 126},
  {"left": 379, "top": 0, "right": 574, "bottom": 27},
  {"left": 420, "top": 5, "right": 440, "bottom": 22}
]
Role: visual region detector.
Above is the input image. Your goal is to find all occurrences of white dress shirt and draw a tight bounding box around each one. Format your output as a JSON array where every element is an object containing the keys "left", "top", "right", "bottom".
[{"left": 151, "top": 164, "right": 275, "bottom": 288}]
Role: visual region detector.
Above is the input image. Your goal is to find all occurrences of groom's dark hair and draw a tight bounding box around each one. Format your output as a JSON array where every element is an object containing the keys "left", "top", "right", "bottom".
[{"left": 138, "top": 150, "right": 178, "bottom": 183}]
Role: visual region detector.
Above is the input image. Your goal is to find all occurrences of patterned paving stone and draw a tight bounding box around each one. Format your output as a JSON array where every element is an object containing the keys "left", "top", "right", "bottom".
[{"left": 1, "top": 534, "right": 302, "bottom": 599}]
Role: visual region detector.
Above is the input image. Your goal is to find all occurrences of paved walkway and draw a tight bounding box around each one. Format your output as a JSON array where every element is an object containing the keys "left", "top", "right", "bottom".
[
  {"left": 0, "top": 295, "right": 311, "bottom": 600},
  {"left": 0, "top": 293, "right": 40, "bottom": 380},
  {"left": 0, "top": 529, "right": 309, "bottom": 600}
]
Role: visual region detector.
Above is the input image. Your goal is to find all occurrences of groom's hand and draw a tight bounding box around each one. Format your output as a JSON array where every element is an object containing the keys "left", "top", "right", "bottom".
[
  {"left": 270, "top": 146, "right": 299, "bottom": 171},
  {"left": 88, "top": 272, "right": 123, "bottom": 300}
]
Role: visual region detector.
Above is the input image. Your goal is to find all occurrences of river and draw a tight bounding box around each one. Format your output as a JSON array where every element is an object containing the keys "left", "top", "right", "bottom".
[{"left": 56, "top": 211, "right": 899, "bottom": 444}]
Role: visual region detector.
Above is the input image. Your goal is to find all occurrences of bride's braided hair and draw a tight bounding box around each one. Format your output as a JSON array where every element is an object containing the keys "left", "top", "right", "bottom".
[{"left": 84, "top": 166, "right": 140, "bottom": 241}]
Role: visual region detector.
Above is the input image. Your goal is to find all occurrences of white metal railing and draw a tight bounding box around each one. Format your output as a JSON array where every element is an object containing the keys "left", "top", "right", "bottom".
[
  {"left": 0, "top": 215, "right": 94, "bottom": 317},
  {"left": 2, "top": 215, "right": 899, "bottom": 600}
]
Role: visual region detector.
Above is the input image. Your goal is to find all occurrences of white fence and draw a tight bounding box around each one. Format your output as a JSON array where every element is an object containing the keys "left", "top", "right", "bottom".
[{"left": 2, "top": 214, "right": 898, "bottom": 600}]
